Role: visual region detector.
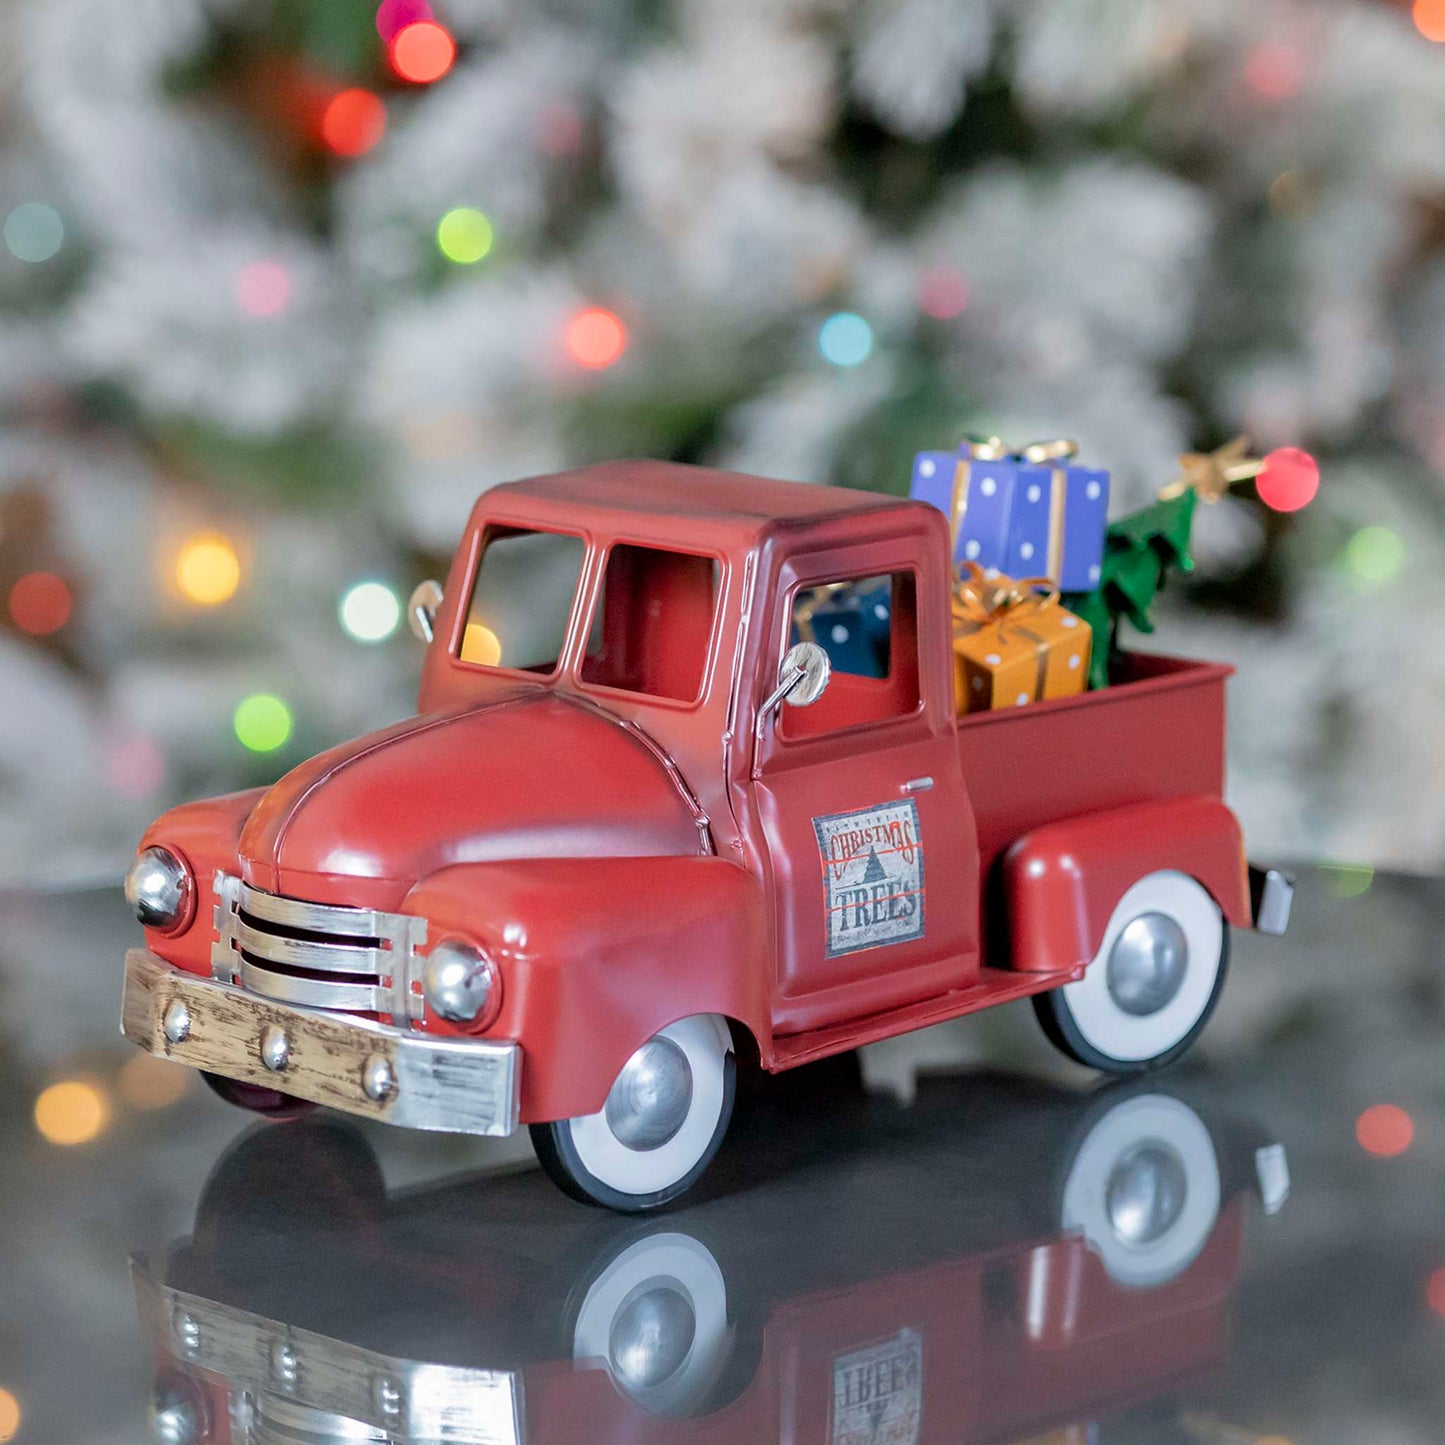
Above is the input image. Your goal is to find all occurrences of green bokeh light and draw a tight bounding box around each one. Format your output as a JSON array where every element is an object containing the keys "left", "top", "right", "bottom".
[
  {"left": 1322, "top": 863, "right": 1374, "bottom": 900},
  {"left": 234, "top": 693, "right": 293, "bottom": 753},
  {"left": 436, "top": 207, "right": 494, "bottom": 264},
  {"left": 1344, "top": 526, "right": 1404, "bottom": 586}
]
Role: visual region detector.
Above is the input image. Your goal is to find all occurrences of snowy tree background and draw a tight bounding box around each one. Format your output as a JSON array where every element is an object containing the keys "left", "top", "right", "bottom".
[{"left": 3, "top": 0, "right": 1445, "bottom": 885}]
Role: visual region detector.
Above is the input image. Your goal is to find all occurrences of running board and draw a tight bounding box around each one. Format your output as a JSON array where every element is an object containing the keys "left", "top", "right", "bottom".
[{"left": 766, "top": 966, "right": 1081, "bottom": 1073}]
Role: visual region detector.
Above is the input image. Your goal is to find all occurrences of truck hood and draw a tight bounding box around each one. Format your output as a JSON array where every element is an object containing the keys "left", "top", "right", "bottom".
[{"left": 238, "top": 690, "right": 704, "bottom": 907}]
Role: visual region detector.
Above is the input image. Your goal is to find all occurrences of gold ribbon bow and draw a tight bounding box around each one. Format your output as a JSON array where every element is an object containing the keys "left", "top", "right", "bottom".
[
  {"left": 963, "top": 435, "right": 1079, "bottom": 465},
  {"left": 1159, "top": 434, "right": 1266, "bottom": 504},
  {"left": 951, "top": 562, "right": 1058, "bottom": 635}
]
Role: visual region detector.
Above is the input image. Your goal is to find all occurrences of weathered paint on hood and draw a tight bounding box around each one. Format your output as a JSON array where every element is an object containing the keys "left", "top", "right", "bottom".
[{"left": 238, "top": 690, "right": 704, "bottom": 907}]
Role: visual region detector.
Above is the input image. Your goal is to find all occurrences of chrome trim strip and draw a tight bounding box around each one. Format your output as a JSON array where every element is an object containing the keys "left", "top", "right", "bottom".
[
  {"left": 132, "top": 1263, "right": 524, "bottom": 1445},
  {"left": 235, "top": 919, "right": 380, "bottom": 974},
  {"left": 239, "top": 883, "right": 395, "bottom": 940},
  {"left": 238, "top": 959, "right": 387, "bottom": 1013},
  {"left": 123, "top": 949, "right": 520, "bottom": 1136}
]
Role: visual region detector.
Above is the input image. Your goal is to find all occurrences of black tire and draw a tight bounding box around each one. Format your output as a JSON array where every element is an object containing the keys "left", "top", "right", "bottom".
[
  {"left": 202, "top": 1071, "right": 316, "bottom": 1121},
  {"left": 532, "top": 1029, "right": 736, "bottom": 1213},
  {"left": 1033, "top": 871, "right": 1230, "bottom": 1075}
]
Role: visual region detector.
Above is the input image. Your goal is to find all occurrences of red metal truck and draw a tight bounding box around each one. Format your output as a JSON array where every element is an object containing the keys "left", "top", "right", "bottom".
[{"left": 121, "top": 460, "right": 1293, "bottom": 1209}]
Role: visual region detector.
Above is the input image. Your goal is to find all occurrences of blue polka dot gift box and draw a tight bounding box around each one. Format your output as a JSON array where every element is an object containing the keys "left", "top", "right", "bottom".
[
  {"left": 793, "top": 578, "right": 892, "bottom": 678},
  {"left": 909, "top": 440, "right": 1110, "bottom": 593}
]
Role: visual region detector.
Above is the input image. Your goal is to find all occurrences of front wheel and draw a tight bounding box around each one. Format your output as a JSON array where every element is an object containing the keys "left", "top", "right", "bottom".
[
  {"left": 1033, "top": 870, "right": 1228, "bottom": 1074},
  {"left": 202, "top": 1071, "right": 316, "bottom": 1121},
  {"left": 532, "top": 1015, "right": 736, "bottom": 1212}
]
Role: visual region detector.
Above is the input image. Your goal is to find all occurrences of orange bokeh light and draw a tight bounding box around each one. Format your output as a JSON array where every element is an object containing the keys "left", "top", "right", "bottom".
[
  {"left": 1415, "top": 0, "right": 1445, "bottom": 42},
  {"left": 34, "top": 1080, "right": 109, "bottom": 1146},
  {"left": 9, "top": 571, "right": 72, "bottom": 636},
  {"left": 390, "top": 21, "right": 456, "bottom": 83},
  {"left": 565, "top": 307, "right": 627, "bottom": 369},
  {"left": 1356, "top": 1103, "right": 1414, "bottom": 1157},
  {"left": 322, "top": 88, "right": 388, "bottom": 157},
  {"left": 0, "top": 1389, "right": 18, "bottom": 1444}
]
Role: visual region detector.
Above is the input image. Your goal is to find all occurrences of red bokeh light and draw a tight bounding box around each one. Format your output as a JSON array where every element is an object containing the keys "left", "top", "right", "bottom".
[
  {"left": 1357, "top": 1104, "right": 1414, "bottom": 1158},
  {"left": 235, "top": 261, "right": 292, "bottom": 318},
  {"left": 1257, "top": 446, "right": 1320, "bottom": 513},
  {"left": 390, "top": 21, "right": 456, "bottom": 83},
  {"left": 1415, "top": 0, "right": 1445, "bottom": 42},
  {"left": 919, "top": 266, "right": 969, "bottom": 320},
  {"left": 375, "top": 0, "right": 431, "bottom": 42},
  {"left": 1428, "top": 1268, "right": 1445, "bottom": 1317},
  {"left": 9, "top": 571, "right": 72, "bottom": 636},
  {"left": 322, "top": 89, "right": 387, "bottom": 158},
  {"left": 565, "top": 307, "right": 627, "bottom": 369},
  {"left": 1244, "top": 43, "right": 1305, "bottom": 101},
  {"left": 536, "top": 101, "right": 586, "bottom": 158},
  {"left": 105, "top": 734, "right": 166, "bottom": 800}
]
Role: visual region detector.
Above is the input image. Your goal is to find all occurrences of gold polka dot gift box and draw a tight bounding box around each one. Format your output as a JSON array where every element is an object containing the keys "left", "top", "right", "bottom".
[{"left": 951, "top": 563, "right": 1092, "bottom": 714}]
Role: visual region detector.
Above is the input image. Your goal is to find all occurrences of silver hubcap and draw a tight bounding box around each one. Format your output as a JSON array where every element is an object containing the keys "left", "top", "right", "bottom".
[
  {"left": 605, "top": 1037, "right": 693, "bottom": 1151},
  {"left": 608, "top": 1285, "right": 697, "bottom": 1390},
  {"left": 1105, "top": 1141, "right": 1188, "bottom": 1246},
  {"left": 1106, "top": 912, "right": 1189, "bottom": 1017}
]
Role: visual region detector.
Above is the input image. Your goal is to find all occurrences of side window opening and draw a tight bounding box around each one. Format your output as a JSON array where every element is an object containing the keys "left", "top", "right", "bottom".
[
  {"left": 459, "top": 527, "right": 585, "bottom": 674},
  {"left": 580, "top": 544, "right": 720, "bottom": 703},
  {"left": 782, "top": 572, "right": 920, "bottom": 739}
]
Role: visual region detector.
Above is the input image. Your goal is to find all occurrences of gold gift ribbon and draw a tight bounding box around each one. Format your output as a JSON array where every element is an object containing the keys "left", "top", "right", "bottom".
[
  {"left": 951, "top": 562, "right": 1059, "bottom": 701},
  {"left": 948, "top": 437, "right": 1079, "bottom": 578}
]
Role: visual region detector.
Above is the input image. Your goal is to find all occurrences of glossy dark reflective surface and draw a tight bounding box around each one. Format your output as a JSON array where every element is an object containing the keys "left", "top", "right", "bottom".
[{"left": 3, "top": 869, "right": 1445, "bottom": 1442}]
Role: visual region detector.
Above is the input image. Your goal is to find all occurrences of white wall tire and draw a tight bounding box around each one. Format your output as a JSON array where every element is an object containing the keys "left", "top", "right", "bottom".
[
  {"left": 572, "top": 1231, "right": 733, "bottom": 1417},
  {"left": 1034, "top": 871, "right": 1228, "bottom": 1073},
  {"left": 531, "top": 1015, "right": 735, "bottom": 1211},
  {"left": 1060, "top": 1091, "right": 1222, "bottom": 1289}
]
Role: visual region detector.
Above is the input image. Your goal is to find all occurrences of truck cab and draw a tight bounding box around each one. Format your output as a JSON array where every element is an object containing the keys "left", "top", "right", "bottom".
[{"left": 121, "top": 460, "right": 1293, "bottom": 1210}]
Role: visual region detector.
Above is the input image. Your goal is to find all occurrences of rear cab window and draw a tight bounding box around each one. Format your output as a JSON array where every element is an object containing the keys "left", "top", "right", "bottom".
[{"left": 580, "top": 543, "right": 720, "bottom": 705}]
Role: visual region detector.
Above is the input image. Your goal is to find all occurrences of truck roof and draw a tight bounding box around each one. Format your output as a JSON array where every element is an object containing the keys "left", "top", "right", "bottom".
[{"left": 486, "top": 459, "right": 917, "bottom": 548}]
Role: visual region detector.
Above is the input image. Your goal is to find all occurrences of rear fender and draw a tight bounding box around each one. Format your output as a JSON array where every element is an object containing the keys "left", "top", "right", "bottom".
[
  {"left": 403, "top": 857, "right": 770, "bottom": 1123},
  {"left": 1003, "top": 796, "right": 1250, "bottom": 974}
]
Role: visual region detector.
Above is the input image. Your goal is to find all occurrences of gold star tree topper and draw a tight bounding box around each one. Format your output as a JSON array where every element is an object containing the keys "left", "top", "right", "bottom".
[{"left": 1159, "top": 435, "right": 1266, "bottom": 504}]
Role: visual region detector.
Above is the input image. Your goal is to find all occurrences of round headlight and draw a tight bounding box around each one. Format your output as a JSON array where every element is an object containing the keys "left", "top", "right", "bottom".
[
  {"left": 125, "top": 846, "right": 193, "bottom": 932},
  {"left": 423, "top": 940, "right": 498, "bottom": 1024}
]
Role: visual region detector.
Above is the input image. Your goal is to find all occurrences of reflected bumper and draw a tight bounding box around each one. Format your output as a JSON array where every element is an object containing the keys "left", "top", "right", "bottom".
[
  {"left": 1248, "top": 865, "right": 1295, "bottom": 936},
  {"left": 134, "top": 1261, "right": 524, "bottom": 1445},
  {"left": 121, "top": 948, "right": 520, "bottom": 1137}
]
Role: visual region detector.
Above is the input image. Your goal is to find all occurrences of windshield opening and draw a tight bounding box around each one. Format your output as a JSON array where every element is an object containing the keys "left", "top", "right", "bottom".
[{"left": 458, "top": 527, "right": 585, "bottom": 674}]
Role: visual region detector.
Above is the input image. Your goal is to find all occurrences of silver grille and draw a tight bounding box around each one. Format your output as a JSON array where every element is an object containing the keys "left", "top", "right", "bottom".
[{"left": 212, "top": 873, "right": 426, "bottom": 1021}]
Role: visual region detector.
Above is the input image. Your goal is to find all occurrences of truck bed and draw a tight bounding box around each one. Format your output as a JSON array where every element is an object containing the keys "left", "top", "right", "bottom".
[{"left": 957, "top": 651, "right": 1232, "bottom": 898}]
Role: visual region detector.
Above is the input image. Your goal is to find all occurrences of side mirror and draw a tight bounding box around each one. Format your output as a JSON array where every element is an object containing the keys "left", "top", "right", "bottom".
[
  {"left": 407, "top": 580, "right": 444, "bottom": 643},
  {"left": 763, "top": 641, "right": 831, "bottom": 716}
]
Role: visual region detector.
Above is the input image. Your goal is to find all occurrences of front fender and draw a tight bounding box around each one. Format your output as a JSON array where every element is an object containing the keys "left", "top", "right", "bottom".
[
  {"left": 403, "top": 857, "right": 770, "bottom": 1123},
  {"left": 1003, "top": 796, "right": 1251, "bottom": 974},
  {"left": 137, "top": 788, "right": 267, "bottom": 974}
]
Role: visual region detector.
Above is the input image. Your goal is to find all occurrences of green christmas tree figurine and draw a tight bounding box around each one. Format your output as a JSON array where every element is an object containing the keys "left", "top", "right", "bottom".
[{"left": 1063, "top": 489, "right": 1198, "bottom": 691}]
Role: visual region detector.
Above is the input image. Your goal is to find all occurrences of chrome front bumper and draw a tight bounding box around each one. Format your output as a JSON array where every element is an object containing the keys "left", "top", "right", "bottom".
[{"left": 121, "top": 949, "right": 520, "bottom": 1137}]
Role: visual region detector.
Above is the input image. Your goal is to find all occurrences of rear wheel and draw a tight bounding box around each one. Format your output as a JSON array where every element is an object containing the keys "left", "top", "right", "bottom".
[
  {"left": 532, "top": 1015, "right": 735, "bottom": 1212},
  {"left": 1034, "top": 870, "right": 1228, "bottom": 1074},
  {"left": 202, "top": 1071, "right": 316, "bottom": 1121}
]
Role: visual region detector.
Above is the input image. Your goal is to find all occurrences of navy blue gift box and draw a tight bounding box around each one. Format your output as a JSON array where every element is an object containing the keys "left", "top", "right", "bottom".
[
  {"left": 793, "top": 579, "right": 891, "bottom": 679},
  {"left": 910, "top": 443, "right": 1109, "bottom": 592}
]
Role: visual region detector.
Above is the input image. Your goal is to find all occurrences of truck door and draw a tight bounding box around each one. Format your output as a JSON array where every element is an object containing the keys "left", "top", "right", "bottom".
[{"left": 751, "top": 544, "right": 981, "bottom": 1035}]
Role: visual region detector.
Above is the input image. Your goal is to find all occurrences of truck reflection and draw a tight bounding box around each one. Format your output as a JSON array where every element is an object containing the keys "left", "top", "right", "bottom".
[{"left": 135, "top": 1068, "right": 1287, "bottom": 1445}]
